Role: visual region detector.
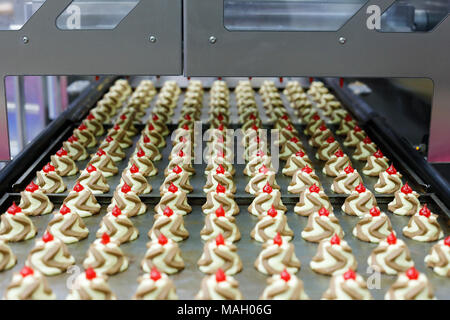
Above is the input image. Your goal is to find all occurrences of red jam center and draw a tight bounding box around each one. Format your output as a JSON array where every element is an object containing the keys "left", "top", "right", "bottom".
[
  {"left": 148, "top": 124, "right": 155, "bottom": 131},
  {"left": 301, "top": 166, "right": 313, "bottom": 174},
  {"left": 173, "top": 165, "right": 182, "bottom": 174},
  {"left": 96, "top": 148, "right": 106, "bottom": 157},
  {"left": 290, "top": 137, "right": 299, "bottom": 143},
  {"left": 215, "top": 269, "right": 226, "bottom": 282},
  {"left": 168, "top": 183, "right": 178, "bottom": 193},
  {"left": 137, "top": 149, "right": 146, "bottom": 158},
  {"left": 216, "top": 184, "right": 226, "bottom": 193},
  {"left": 355, "top": 183, "right": 366, "bottom": 193},
  {"left": 386, "top": 164, "right": 397, "bottom": 175},
  {"left": 86, "top": 165, "right": 97, "bottom": 173},
  {"left": 326, "top": 136, "right": 335, "bottom": 144},
  {"left": 286, "top": 125, "right": 293, "bottom": 132},
  {"left": 373, "top": 150, "right": 384, "bottom": 158},
  {"left": 295, "top": 150, "right": 305, "bottom": 157},
  {"left": 85, "top": 268, "right": 97, "bottom": 280},
  {"left": 68, "top": 135, "right": 78, "bottom": 143},
  {"left": 105, "top": 136, "right": 113, "bottom": 143},
  {"left": 163, "top": 206, "right": 174, "bottom": 217},
  {"left": 130, "top": 164, "right": 139, "bottom": 174},
  {"left": 309, "top": 184, "right": 320, "bottom": 193},
  {"left": 386, "top": 232, "right": 397, "bottom": 245},
  {"left": 25, "top": 181, "right": 39, "bottom": 193},
  {"left": 334, "top": 149, "right": 344, "bottom": 158},
  {"left": 184, "top": 114, "right": 191, "bottom": 121},
  {"left": 444, "top": 236, "right": 450, "bottom": 247},
  {"left": 216, "top": 164, "right": 225, "bottom": 174},
  {"left": 312, "top": 114, "right": 320, "bottom": 121},
  {"left": 343, "top": 269, "right": 357, "bottom": 281},
  {"left": 112, "top": 205, "right": 122, "bottom": 217},
  {"left": 101, "top": 233, "right": 110, "bottom": 245},
  {"left": 121, "top": 183, "right": 131, "bottom": 193},
  {"left": 60, "top": 204, "right": 71, "bottom": 215},
  {"left": 280, "top": 269, "right": 291, "bottom": 282},
  {"left": 330, "top": 234, "right": 341, "bottom": 245},
  {"left": 318, "top": 207, "right": 329, "bottom": 217},
  {"left": 363, "top": 136, "right": 372, "bottom": 144},
  {"left": 419, "top": 204, "right": 431, "bottom": 218},
  {"left": 216, "top": 234, "right": 225, "bottom": 246},
  {"left": 150, "top": 267, "right": 162, "bottom": 282},
  {"left": 42, "top": 232, "right": 54, "bottom": 243},
  {"left": 401, "top": 183, "right": 413, "bottom": 194},
  {"left": 406, "top": 267, "right": 419, "bottom": 280},
  {"left": 7, "top": 202, "right": 21, "bottom": 215},
  {"left": 267, "top": 206, "right": 278, "bottom": 218},
  {"left": 73, "top": 183, "right": 84, "bottom": 192},
  {"left": 158, "top": 233, "right": 168, "bottom": 245},
  {"left": 43, "top": 163, "right": 55, "bottom": 173},
  {"left": 20, "top": 266, "right": 34, "bottom": 278},
  {"left": 273, "top": 233, "right": 283, "bottom": 246},
  {"left": 344, "top": 165, "right": 354, "bottom": 174},
  {"left": 143, "top": 135, "right": 151, "bottom": 143},
  {"left": 370, "top": 206, "right": 381, "bottom": 217},
  {"left": 262, "top": 183, "right": 273, "bottom": 194},
  {"left": 78, "top": 124, "right": 87, "bottom": 131},
  {"left": 259, "top": 165, "right": 269, "bottom": 174},
  {"left": 215, "top": 205, "right": 225, "bottom": 217},
  {"left": 56, "top": 148, "right": 68, "bottom": 157},
  {"left": 353, "top": 126, "right": 362, "bottom": 133}
]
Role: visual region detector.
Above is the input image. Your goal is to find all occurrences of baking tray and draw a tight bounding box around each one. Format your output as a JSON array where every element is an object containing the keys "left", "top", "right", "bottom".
[{"left": 0, "top": 80, "right": 448, "bottom": 300}]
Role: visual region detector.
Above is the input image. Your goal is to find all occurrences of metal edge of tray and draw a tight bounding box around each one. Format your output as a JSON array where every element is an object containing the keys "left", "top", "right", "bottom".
[{"left": 325, "top": 78, "right": 450, "bottom": 217}]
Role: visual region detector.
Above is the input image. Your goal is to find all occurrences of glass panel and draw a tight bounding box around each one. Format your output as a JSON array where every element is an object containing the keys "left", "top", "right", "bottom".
[
  {"left": 0, "top": 0, "right": 45, "bottom": 30},
  {"left": 224, "top": 0, "right": 368, "bottom": 31},
  {"left": 56, "top": 0, "right": 139, "bottom": 30},
  {"left": 380, "top": 0, "right": 449, "bottom": 32}
]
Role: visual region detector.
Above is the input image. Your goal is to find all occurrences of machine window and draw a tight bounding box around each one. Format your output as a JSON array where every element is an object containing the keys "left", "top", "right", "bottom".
[
  {"left": 56, "top": 0, "right": 139, "bottom": 30},
  {"left": 380, "top": 0, "right": 449, "bottom": 32},
  {"left": 224, "top": 0, "right": 368, "bottom": 31},
  {"left": 0, "top": 0, "right": 46, "bottom": 30}
]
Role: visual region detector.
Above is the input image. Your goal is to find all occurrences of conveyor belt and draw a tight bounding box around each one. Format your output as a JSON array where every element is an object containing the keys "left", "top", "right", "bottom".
[{"left": 0, "top": 78, "right": 448, "bottom": 300}]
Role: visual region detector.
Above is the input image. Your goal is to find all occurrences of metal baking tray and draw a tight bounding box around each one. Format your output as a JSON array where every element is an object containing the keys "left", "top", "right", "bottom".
[{"left": 0, "top": 80, "right": 448, "bottom": 300}]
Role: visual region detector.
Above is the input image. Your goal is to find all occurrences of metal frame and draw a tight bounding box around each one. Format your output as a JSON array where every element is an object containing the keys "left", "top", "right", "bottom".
[
  {"left": 0, "top": 0, "right": 182, "bottom": 160},
  {"left": 184, "top": 0, "right": 450, "bottom": 163}
]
